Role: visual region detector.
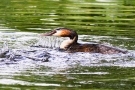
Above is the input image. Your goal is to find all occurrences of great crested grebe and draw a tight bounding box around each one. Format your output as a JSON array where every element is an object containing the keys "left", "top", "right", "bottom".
[{"left": 41, "top": 28, "right": 127, "bottom": 54}]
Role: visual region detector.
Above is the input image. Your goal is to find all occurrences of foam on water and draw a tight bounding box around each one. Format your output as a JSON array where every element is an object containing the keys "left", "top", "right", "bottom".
[
  {"left": 1, "top": 47, "right": 135, "bottom": 70},
  {"left": 0, "top": 32, "right": 135, "bottom": 72},
  {"left": 0, "top": 32, "right": 135, "bottom": 87}
]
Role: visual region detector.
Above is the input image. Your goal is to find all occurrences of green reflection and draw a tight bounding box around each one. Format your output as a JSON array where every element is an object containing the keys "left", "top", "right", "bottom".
[
  {"left": 0, "top": 66, "right": 134, "bottom": 90},
  {"left": 0, "top": 0, "right": 135, "bottom": 90},
  {"left": 0, "top": 0, "right": 135, "bottom": 37}
]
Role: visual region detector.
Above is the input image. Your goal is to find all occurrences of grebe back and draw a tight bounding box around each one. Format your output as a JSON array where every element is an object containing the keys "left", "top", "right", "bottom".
[{"left": 41, "top": 28, "right": 127, "bottom": 54}]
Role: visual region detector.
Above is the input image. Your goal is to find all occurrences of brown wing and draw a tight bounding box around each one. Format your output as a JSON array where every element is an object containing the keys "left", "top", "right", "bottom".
[
  {"left": 98, "top": 45, "right": 127, "bottom": 54},
  {"left": 67, "top": 43, "right": 127, "bottom": 54}
]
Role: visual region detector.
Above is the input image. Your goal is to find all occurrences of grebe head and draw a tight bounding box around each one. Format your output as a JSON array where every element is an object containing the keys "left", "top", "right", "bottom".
[
  {"left": 41, "top": 27, "right": 78, "bottom": 39},
  {"left": 42, "top": 28, "right": 78, "bottom": 50}
]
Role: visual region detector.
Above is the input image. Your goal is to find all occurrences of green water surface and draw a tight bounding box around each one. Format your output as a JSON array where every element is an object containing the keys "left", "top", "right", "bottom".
[{"left": 0, "top": 0, "right": 135, "bottom": 90}]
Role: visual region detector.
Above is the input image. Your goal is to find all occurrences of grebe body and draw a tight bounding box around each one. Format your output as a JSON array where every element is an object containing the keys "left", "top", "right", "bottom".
[{"left": 42, "top": 28, "right": 127, "bottom": 54}]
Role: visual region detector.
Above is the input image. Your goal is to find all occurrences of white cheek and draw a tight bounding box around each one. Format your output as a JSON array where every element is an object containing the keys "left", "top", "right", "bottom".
[{"left": 53, "top": 31, "right": 61, "bottom": 37}]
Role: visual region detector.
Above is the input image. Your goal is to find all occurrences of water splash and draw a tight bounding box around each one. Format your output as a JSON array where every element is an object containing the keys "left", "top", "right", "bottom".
[
  {"left": 0, "top": 32, "right": 135, "bottom": 71},
  {"left": 35, "top": 36, "right": 68, "bottom": 49}
]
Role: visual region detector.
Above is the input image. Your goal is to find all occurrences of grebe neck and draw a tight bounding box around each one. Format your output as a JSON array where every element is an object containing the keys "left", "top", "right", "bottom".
[{"left": 60, "top": 35, "right": 78, "bottom": 50}]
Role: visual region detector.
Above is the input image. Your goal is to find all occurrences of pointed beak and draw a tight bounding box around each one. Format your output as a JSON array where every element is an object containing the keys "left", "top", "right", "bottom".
[{"left": 41, "top": 30, "right": 56, "bottom": 36}]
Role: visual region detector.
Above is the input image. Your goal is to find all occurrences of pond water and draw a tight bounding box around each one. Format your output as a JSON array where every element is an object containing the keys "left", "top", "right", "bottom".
[{"left": 0, "top": 0, "right": 135, "bottom": 89}]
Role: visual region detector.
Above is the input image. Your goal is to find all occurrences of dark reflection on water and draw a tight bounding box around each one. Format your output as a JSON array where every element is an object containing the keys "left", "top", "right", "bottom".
[{"left": 0, "top": 0, "right": 135, "bottom": 90}]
